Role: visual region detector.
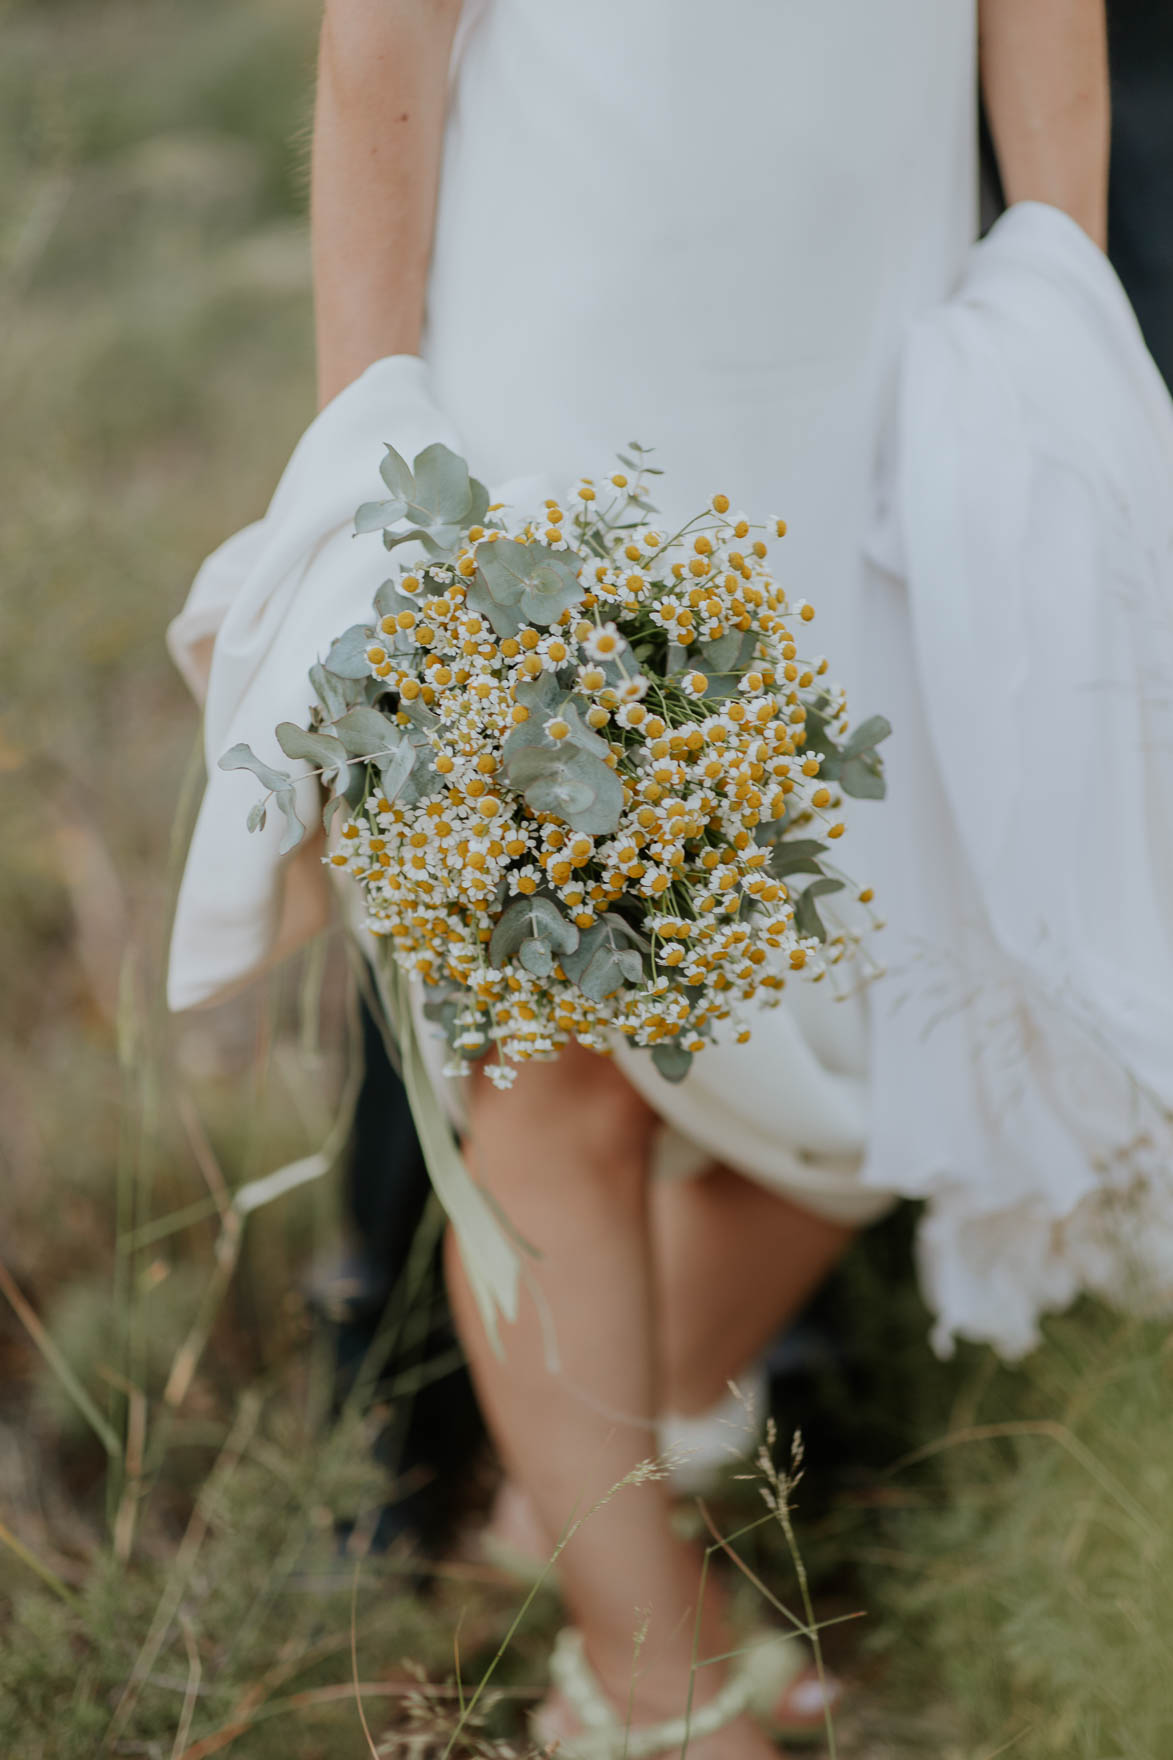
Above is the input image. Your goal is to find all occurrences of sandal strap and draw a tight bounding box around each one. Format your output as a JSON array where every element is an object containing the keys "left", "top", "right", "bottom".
[{"left": 543, "top": 1626, "right": 795, "bottom": 1760}]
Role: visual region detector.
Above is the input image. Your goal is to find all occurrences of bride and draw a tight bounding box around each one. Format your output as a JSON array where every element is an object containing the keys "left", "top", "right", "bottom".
[
  {"left": 187, "top": 2, "right": 1114, "bottom": 1754},
  {"left": 306, "top": 4, "right": 1111, "bottom": 1751}
]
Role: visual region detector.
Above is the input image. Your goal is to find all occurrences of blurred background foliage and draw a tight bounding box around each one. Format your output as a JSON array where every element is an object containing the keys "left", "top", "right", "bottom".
[{"left": 0, "top": 3, "right": 1169, "bottom": 1757}]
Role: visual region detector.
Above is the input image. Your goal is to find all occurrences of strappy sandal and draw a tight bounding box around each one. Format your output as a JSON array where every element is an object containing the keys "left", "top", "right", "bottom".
[{"left": 530, "top": 1625, "right": 806, "bottom": 1759}]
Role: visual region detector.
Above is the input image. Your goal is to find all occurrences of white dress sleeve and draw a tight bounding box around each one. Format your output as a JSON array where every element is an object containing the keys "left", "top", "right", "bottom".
[{"left": 166, "top": 355, "right": 463, "bottom": 1012}]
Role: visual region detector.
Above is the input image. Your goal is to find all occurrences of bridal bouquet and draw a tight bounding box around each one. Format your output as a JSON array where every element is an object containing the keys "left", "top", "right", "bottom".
[{"left": 226, "top": 442, "right": 888, "bottom": 1088}]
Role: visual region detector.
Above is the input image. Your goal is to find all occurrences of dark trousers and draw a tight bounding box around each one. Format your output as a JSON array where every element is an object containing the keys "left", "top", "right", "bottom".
[
  {"left": 1108, "top": 1, "right": 1173, "bottom": 387},
  {"left": 323, "top": 1001, "right": 483, "bottom": 1552}
]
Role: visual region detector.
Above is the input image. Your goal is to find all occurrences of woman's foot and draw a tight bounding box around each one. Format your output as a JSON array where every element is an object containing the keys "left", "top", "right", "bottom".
[
  {"left": 533, "top": 1629, "right": 784, "bottom": 1760},
  {"left": 535, "top": 1691, "right": 782, "bottom": 1760},
  {"left": 486, "top": 1480, "right": 845, "bottom": 1742}
]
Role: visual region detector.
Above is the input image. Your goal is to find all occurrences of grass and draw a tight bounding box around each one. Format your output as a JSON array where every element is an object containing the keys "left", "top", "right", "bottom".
[{"left": 0, "top": 3, "right": 1170, "bottom": 1755}]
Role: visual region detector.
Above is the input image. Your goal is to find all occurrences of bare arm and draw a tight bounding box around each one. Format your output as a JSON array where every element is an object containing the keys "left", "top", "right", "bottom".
[
  {"left": 980, "top": 0, "right": 1110, "bottom": 247},
  {"left": 312, "top": 0, "right": 462, "bottom": 407}
]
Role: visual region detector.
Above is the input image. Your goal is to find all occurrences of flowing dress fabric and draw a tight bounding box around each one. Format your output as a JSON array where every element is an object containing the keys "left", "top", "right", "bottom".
[
  {"left": 862, "top": 204, "right": 1173, "bottom": 1356},
  {"left": 423, "top": 0, "right": 978, "bottom": 1222}
]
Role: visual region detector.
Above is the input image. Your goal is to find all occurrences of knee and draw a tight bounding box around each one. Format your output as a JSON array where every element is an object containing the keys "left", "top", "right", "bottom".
[{"left": 467, "top": 1043, "right": 656, "bottom": 1172}]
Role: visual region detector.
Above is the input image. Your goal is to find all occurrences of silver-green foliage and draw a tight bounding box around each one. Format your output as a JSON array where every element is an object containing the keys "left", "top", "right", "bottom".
[{"left": 355, "top": 440, "right": 490, "bottom": 562}]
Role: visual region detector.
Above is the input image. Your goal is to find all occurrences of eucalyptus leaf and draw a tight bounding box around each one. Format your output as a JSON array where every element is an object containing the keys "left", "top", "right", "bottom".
[
  {"left": 363, "top": 675, "right": 395, "bottom": 707},
  {"left": 310, "top": 661, "right": 366, "bottom": 720},
  {"left": 354, "top": 497, "right": 407, "bottom": 534},
  {"left": 374, "top": 579, "right": 401, "bottom": 620},
  {"left": 275, "top": 807, "right": 305, "bottom": 856},
  {"left": 754, "top": 802, "right": 804, "bottom": 846},
  {"left": 651, "top": 1042, "right": 693, "bottom": 1083},
  {"left": 701, "top": 629, "right": 756, "bottom": 673},
  {"left": 464, "top": 579, "right": 523, "bottom": 638},
  {"left": 418, "top": 524, "right": 465, "bottom": 562},
  {"left": 467, "top": 476, "right": 491, "bottom": 529},
  {"left": 504, "top": 744, "right": 624, "bottom": 835},
  {"left": 275, "top": 722, "right": 350, "bottom": 789},
  {"left": 397, "top": 696, "right": 440, "bottom": 732},
  {"left": 794, "top": 876, "right": 845, "bottom": 942},
  {"left": 559, "top": 702, "right": 612, "bottom": 759},
  {"left": 768, "top": 837, "right": 831, "bottom": 880},
  {"left": 408, "top": 442, "right": 474, "bottom": 527},
  {"left": 701, "top": 672, "right": 743, "bottom": 702},
  {"left": 343, "top": 762, "right": 368, "bottom": 810},
  {"left": 334, "top": 706, "right": 403, "bottom": 762},
  {"left": 518, "top": 938, "right": 555, "bottom": 978},
  {"left": 474, "top": 538, "right": 584, "bottom": 629},
  {"left": 218, "top": 744, "right": 305, "bottom": 855},
  {"left": 769, "top": 852, "right": 826, "bottom": 881},
  {"left": 560, "top": 919, "right": 645, "bottom": 996},
  {"left": 503, "top": 699, "right": 607, "bottom": 765},
  {"left": 383, "top": 526, "right": 433, "bottom": 554},
  {"left": 577, "top": 946, "right": 637, "bottom": 1002},
  {"left": 385, "top": 738, "right": 420, "bottom": 799},
  {"left": 557, "top": 921, "right": 606, "bottom": 984},
  {"left": 246, "top": 801, "right": 267, "bottom": 834},
  {"left": 379, "top": 443, "right": 416, "bottom": 501},
  {"left": 574, "top": 941, "right": 643, "bottom": 1002},
  {"left": 513, "top": 672, "right": 565, "bottom": 713},
  {"left": 841, "top": 714, "right": 892, "bottom": 759},
  {"left": 333, "top": 707, "right": 419, "bottom": 798},
  {"left": 218, "top": 742, "right": 292, "bottom": 796},
  {"left": 840, "top": 754, "right": 887, "bottom": 800},
  {"left": 489, "top": 895, "right": 580, "bottom": 969},
  {"left": 323, "top": 624, "right": 374, "bottom": 680}
]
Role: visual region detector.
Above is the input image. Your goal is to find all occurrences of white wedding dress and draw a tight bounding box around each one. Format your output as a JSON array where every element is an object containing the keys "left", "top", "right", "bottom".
[
  {"left": 167, "top": 0, "right": 1173, "bottom": 1356},
  {"left": 428, "top": 0, "right": 976, "bottom": 1223}
]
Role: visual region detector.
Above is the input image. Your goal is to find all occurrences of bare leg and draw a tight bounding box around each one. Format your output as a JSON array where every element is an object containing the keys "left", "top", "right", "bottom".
[
  {"left": 445, "top": 1045, "right": 778, "bottom": 1755},
  {"left": 653, "top": 1165, "right": 856, "bottom": 1416}
]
